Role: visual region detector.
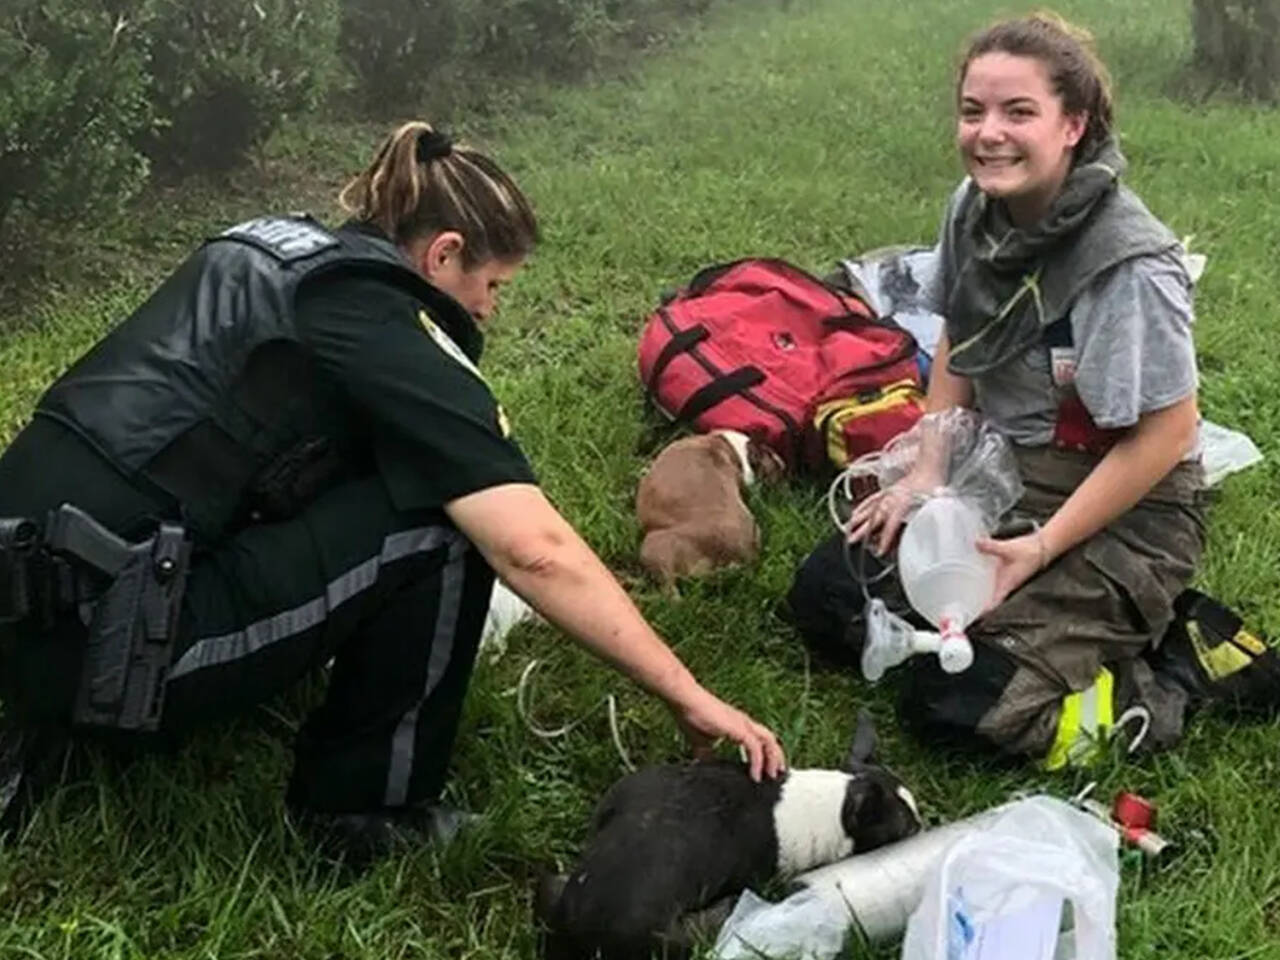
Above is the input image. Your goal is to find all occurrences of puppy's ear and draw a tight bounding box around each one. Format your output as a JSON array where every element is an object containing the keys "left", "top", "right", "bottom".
[
  {"left": 746, "top": 439, "right": 786, "bottom": 483},
  {"left": 844, "top": 708, "right": 878, "bottom": 771},
  {"left": 840, "top": 774, "right": 886, "bottom": 830}
]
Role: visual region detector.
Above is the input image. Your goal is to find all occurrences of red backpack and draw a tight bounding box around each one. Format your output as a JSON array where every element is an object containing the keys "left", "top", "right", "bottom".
[{"left": 637, "top": 258, "right": 923, "bottom": 470}]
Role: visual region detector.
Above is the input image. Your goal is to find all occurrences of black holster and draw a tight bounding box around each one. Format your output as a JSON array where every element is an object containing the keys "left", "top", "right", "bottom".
[{"left": 0, "top": 505, "right": 191, "bottom": 732}]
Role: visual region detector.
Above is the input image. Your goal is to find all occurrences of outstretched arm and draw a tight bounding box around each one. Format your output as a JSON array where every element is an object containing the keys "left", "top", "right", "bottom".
[{"left": 445, "top": 482, "right": 786, "bottom": 780}]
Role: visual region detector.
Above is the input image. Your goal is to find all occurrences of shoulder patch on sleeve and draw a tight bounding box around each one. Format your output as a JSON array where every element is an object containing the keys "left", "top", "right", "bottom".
[
  {"left": 222, "top": 216, "right": 338, "bottom": 262},
  {"left": 417, "top": 309, "right": 488, "bottom": 385},
  {"left": 416, "top": 310, "right": 514, "bottom": 437}
]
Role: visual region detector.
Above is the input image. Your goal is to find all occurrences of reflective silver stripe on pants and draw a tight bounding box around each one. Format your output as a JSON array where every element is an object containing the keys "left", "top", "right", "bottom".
[
  {"left": 169, "top": 526, "right": 458, "bottom": 681},
  {"left": 383, "top": 536, "right": 469, "bottom": 807}
]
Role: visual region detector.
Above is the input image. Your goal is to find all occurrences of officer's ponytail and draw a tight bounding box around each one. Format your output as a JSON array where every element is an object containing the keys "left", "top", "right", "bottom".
[{"left": 340, "top": 121, "right": 539, "bottom": 267}]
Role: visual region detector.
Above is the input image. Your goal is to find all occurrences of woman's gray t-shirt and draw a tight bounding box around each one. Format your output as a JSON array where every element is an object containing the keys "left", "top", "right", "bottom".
[{"left": 922, "top": 181, "right": 1199, "bottom": 447}]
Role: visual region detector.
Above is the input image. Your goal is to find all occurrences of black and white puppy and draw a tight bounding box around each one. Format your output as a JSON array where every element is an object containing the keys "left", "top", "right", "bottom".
[{"left": 536, "top": 711, "right": 921, "bottom": 960}]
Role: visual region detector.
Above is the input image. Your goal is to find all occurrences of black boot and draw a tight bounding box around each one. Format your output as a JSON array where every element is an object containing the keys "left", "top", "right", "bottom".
[
  {"left": 0, "top": 719, "right": 70, "bottom": 843},
  {"left": 1147, "top": 589, "right": 1280, "bottom": 717},
  {"left": 292, "top": 801, "right": 478, "bottom": 872}
]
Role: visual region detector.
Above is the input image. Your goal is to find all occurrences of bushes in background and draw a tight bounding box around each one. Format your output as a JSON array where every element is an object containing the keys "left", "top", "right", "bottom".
[
  {"left": 138, "top": 0, "right": 343, "bottom": 174},
  {"left": 336, "top": 0, "right": 631, "bottom": 109},
  {"left": 1, "top": 0, "right": 339, "bottom": 235},
  {"left": 338, "top": 0, "right": 461, "bottom": 108},
  {"left": 458, "top": 0, "right": 623, "bottom": 80},
  {"left": 0, "top": 0, "right": 153, "bottom": 236},
  {"left": 0, "top": 0, "right": 720, "bottom": 241},
  {"left": 334, "top": 0, "right": 717, "bottom": 107}
]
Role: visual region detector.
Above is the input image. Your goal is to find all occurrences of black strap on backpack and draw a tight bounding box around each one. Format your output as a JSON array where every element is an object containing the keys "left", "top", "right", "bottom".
[
  {"left": 645, "top": 305, "right": 804, "bottom": 460},
  {"left": 676, "top": 367, "right": 767, "bottom": 423},
  {"left": 644, "top": 324, "right": 709, "bottom": 395}
]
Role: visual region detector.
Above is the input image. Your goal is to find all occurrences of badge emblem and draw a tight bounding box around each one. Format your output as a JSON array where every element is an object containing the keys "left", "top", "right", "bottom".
[{"left": 417, "top": 310, "right": 511, "bottom": 438}]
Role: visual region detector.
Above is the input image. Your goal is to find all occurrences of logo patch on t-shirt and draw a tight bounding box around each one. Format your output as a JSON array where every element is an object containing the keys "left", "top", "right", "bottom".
[{"left": 1049, "top": 346, "right": 1076, "bottom": 388}]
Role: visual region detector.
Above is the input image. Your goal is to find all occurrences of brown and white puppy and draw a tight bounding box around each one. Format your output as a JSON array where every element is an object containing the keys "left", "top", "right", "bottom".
[{"left": 636, "top": 430, "right": 784, "bottom": 588}]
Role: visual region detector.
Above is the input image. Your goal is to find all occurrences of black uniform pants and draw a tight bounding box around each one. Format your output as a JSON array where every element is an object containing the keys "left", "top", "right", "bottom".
[
  {"left": 1, "top": 416, "right": 494, "bottom": 814},
  {"left": 162, "top": 474, "right": 494, "bottom": 813}
]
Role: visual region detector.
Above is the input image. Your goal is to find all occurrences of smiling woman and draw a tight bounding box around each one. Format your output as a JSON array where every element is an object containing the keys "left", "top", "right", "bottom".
[
  {"left": 955, "top": 16, "right": 1113, "bottom": 226},
  {"left": 833, "top": 11, "right": 1215, "bottom": 768},
  {"left": 957, "top": 53, "right": 1088, "bottom": 226}
]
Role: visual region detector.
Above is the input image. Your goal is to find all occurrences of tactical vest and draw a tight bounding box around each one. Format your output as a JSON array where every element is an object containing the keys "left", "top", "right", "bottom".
[{"left": 35, "top": 216, "right": 475, "bottom": 541}]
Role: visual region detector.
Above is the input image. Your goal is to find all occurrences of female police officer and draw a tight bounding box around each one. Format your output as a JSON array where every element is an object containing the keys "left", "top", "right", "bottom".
[{"left": 0, "top": 121, "right": 784, "bottom": 861}]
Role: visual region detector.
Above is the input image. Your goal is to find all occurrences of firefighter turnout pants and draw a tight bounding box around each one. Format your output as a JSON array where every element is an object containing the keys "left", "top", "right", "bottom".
[{"left": 790, "top": 446, "right": 1207, "bottom": 767}]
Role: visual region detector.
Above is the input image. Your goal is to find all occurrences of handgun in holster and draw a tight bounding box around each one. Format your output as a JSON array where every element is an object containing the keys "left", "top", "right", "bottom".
[{"left": 1, "top": 504, "right": 191, "bottom": 733}]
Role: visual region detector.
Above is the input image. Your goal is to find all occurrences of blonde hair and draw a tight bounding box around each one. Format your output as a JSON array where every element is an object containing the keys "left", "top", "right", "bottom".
[
  {"left": 958, "top": 11, "right": 1115, "bottom": 159},
  {"left": 339, "top": 121, "right": 539, "bottom": 266}
]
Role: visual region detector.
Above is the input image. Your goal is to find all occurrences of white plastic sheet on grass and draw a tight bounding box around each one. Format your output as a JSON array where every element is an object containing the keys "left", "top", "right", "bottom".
[
  {"left": 839, "top": 246, "right": 944, "bottom": 357},
  {"left": 711, "top": 886, "right": 850, "bottom": 960},
  {"left": 1199, "top": 419, "right": 1265, "bottom": 487},
  {"left": 902, "top": 796, "right": 1118, "bottom": 960},
  {"left": 710, "top": 797, "right": 1118, "bottom": 960},
  {"left": 479, "top": 579, "right": 533, "bottom": 661}
]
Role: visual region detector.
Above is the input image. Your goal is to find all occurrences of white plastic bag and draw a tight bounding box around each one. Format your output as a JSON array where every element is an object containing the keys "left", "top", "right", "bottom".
[
  {"left": 479, "top": 579, "right": 534, "bottom": 661},
  {"left": 872, "top": 408, "right": 1024, "bottom": 530},
  {"left": 901, "top": 796, "right": 1119, "bottom": 960},
  {"left": 712, "top": 887, "right": 850, "bottom": 960},
  {"left": 840, "top": 246, "right": 945, "bottom": 357},
  {"left": 1199, "top": 419, "right": 1264, "bottom": 487}
]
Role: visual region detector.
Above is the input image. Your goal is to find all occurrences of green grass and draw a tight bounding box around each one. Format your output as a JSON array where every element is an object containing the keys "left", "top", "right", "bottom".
[{"left": 3, "top": 0, "right": 1280, "bottom": 956}]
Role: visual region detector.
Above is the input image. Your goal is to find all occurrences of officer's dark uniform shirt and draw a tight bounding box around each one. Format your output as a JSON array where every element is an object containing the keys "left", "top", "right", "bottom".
[{"left": 293, "top": 230, "right": 536, "bottom": 515}]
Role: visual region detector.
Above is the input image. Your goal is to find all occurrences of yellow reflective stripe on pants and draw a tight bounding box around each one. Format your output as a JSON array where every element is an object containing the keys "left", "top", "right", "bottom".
[{"left": 1043, "top": 667, "right": 1115, "bottom": 771}]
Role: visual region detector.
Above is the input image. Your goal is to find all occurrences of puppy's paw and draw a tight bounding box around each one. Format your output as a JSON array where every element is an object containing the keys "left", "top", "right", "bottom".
[{"left": 533, "top": 870, "right": 568, "bottom": 925}]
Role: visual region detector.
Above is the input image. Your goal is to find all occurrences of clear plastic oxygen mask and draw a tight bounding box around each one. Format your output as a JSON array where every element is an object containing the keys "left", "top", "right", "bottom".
[
  {"left": 894, "top": 494, "right": 995, "bottom": 672},
  {"left": 829, "top": 409, "right": 1023, "bottom": 682},
  {"left": 859, "top": 495, "right": 993, "bottom": 681}
]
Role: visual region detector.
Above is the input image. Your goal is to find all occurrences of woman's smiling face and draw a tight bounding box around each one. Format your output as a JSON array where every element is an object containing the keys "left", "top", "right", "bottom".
[{"left": 957, "top": 52, "right": 1087, "bottom": 225}]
